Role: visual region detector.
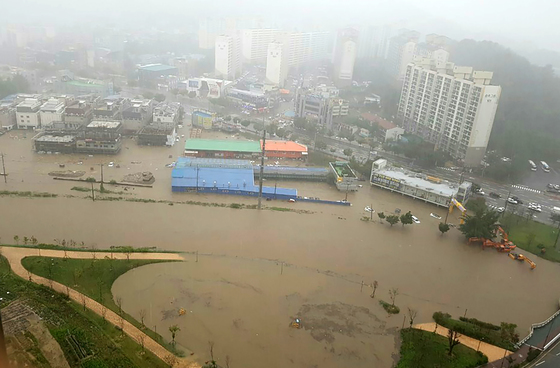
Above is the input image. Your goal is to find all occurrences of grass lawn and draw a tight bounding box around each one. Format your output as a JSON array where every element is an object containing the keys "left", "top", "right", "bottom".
[
  {"left": 501, "top": 214, "right": 560, "bottom": 262},
  {"left": 21, "top": 256, "right": 182, "bottom": 355},
  {"left": 397, "top": 329, "right": 488, "bottom": 368},
  {"left": 0, "top": 255, "right": 169, "bottom": 368}
]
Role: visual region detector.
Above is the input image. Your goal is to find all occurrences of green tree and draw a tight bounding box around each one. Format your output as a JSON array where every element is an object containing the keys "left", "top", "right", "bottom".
[
  {"left": 154, "top": 93, "right": 166, "bottom": 102},
  {"left": 386, "top": 215, "right": 400, "bottom": 227},
  {"left": 169, "top": 325, "right": 180, "bottom": 345},
  {"left": 400, "top": 211, "right": 413, "bottom": 226},
  {"left": 316, "top": 141, "right": 327, "bottom": 150},
  {"left": 13, "top": 235, "right": 19, "bottom": 245},
  {"left": 447, "top": 328, "right": 461, "bottom": 356},
  {"left": 458, "top": 208, "right": 500, "bottom": 239},
  {"left": 377, "top": 212, "right": 385, "bottom": 223},
  {"left": 438, "top": 222, "right": 450, "bottom": 235},
  {"left": 343, "top": 148, "right": 353, "bottom": 158},
  {"left": 240, "top": 120, "right": 250, "bottom": 127}
]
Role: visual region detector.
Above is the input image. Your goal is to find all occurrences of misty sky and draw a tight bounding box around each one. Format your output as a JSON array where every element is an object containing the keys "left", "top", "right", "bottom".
[{"left": 2, "top": 0, "right": 559, "bottom": 51}]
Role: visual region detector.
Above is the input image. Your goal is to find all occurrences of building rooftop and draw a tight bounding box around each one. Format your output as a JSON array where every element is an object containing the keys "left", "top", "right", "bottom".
[
  {"left": 361, "top": 113, "right": 397, "bottom": 130},
  {"left": 35, "top": 135, "right": 75, "bottom": 143},
  {"left": 139, "top": 64, "right": 177, "bottom": 72},
  {"left": 40, "top": 99, "right": 65, "bottom": 112},
  {"left": 375, "top": 166, "right": 459, "bottom": 197},
  {"left": 330, "top": 162, "right": 357, "bottom": 178},
  {"left": 87, "top": 121, "right": 121, "bottom": 129},
  {"left": 264, "top": 140, "right": 308, "bottom": 153},
  {"left": 184, "top": 139, "right": 261, "bottom": 153},
  {"left": 16, "top": 98, "right": 41, "bottom": 109}
]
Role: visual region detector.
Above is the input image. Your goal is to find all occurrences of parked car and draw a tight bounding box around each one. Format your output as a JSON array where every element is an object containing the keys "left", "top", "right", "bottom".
[
  {"left": 507, "top": 197, "right": 519, "bottom": 204},
  {"left": 430, "top": 213, "right": 442, "bottom": 220},
  {"left": 489, "top": 192, "right": 501, "bottom": 198},
  {"left": 411, "top": 215, "right": 421, "bottom": 224},
  {"left": 528, "top": 203, "right": 542, "bottom": 212},
  {"left": 108, "top": 162, "right": 114, "bottom": 167}
]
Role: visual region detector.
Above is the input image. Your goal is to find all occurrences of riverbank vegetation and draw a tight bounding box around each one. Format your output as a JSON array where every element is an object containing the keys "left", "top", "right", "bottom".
[
  {"left": 433, "top": 312, "right": 519, "bottom": 350},
  {"left": 0, "top": 255, "right": 169, "bottom": 368},
  {"left": 20, "top": 256, "right": 184, "bottom": 356},
  {"left": 397, "top": 328, "right": 488, "bottom": 368}
]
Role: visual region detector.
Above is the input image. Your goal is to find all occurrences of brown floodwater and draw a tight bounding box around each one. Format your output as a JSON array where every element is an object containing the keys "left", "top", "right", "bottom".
[{"left": 2, "top": 131, "right": 560, "bottom": 367}]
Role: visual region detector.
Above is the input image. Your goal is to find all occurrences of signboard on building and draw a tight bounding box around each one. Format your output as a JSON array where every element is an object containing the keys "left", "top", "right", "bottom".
[
  {"left": 372, "top": 173, "right": 401, "bottom": 190},
  {"left": 192, "top": 111, "right": 214, "bottom": 130}
]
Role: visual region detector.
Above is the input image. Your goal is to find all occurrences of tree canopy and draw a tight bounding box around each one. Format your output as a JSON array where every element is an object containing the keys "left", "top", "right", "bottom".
[
  {"left": 458, "top": 208, "right": 500, "bottom": 239},
  {"left": 0, "top": 75, "right": 30, "bottom": 99}
]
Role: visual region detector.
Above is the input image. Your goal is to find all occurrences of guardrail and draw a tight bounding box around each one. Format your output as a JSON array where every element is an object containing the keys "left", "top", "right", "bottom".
[{"left": 516, "top": 308, "right": 560, "bottom": 349}]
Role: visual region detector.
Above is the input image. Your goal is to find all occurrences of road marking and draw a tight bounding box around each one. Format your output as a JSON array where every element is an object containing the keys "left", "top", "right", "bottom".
[
  {"left": 512, "top": 184, "right": 542, "bottom": 194},
  {"left": 536, "top": 361, "right": 546, "bottom": 366}
]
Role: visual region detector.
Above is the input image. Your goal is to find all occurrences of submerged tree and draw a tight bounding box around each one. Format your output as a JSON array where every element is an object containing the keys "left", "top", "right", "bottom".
[{"left": 458, "top": 208, "right": 500, "bottom": 239}]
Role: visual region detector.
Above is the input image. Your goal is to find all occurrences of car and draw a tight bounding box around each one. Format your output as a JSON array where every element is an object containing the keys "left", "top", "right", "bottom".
[
  {"left": 548, "top": 183, "right": 555, "bottom": 189},
  {"left": 430, "top": 213, "right": 442, "bottom": 220},
  {"left": 364, "top": 206, "right": 374, "bottom": 213},
  {"left": 288, "top": 198, "right": 296, "bottom": 203},
  {"left": 108, "top": 162, "right": 114, "bottom": 167},
  {"left": 489, "top": 192, "right": 501, "bottom": 198},
  {"left": 411, "top": 215, "right": 420, "bottom": 224},
  {"left": 497, "top": 207, "right": 505, "bottom": 213},
  {"left": 475, "top": 190, "right": 485, "bottom": 196},
  {"left": 507, "top": 197, "right": 518, "bottom": 204},
  {"left": 528, "top": 203, "right": 542, "bottom": 212}
]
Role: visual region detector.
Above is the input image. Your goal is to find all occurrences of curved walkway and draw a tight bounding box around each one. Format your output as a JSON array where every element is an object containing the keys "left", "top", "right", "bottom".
[
  {"left": 0, "top": 246, "right": 201, "bottom": 368},
  {"left": 414, "top": 322, "right": 513, "bottom": 362}
]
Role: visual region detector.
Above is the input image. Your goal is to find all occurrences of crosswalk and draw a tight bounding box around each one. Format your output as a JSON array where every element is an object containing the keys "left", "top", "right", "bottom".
[{"left": 512, "top": 184, "right": 541, "bottom": 194}]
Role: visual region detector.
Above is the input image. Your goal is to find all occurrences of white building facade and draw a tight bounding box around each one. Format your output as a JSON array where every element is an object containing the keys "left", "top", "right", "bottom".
[
  {"left": 397, "top": 58, "right": 501, "bottom": 166},
  {"left": 16, "top": 98, "right": 41, "bottom": 129},
  {"left": 332, "top": 28, "right": 358, "bottom": 87},
  {"left": 266, "top": 42, "right": 288, "bottom": 87},
  {"left": 39, "top": 98, "right": 66, "bottom": 126},
  {"left": 215, "top": 33, "right": 242, "bottom": 80}
]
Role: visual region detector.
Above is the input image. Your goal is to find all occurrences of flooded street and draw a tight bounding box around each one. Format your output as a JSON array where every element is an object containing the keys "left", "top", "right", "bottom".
[{"left": 2, "top": 132, "right": 560, "bottom": 367}]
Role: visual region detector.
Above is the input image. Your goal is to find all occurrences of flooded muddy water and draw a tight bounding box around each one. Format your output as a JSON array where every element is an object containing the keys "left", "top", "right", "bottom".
[{"left": 2, "top": 131, "right": 560, "bottom": 367}]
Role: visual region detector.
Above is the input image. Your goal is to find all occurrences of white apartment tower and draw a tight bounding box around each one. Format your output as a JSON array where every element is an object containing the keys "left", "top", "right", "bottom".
[
  {"left": 386, "top": 30, "right": 420, "bottom": 80},
  {"left": 242, "top": 29, "right": 280, "bottom": 63},
  {"left": 215, "top": 33, "right": 242, "bottom": 80},
  {"left": 332, "top": 28, "right": 358, "bottom": 87},
  {"left": 397, "top": 57, "right": 501, "bottom": 166},
  {"left": 266, "top": 42, "right": 288, "bottom": 87},
  {"left": 265, "top": 31, "right": 331, "bottom": 87}
]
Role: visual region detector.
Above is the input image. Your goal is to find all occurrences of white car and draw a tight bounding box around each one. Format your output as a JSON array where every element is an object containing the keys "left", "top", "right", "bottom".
[
  {"left": 108, "top": 162, "right": 114, "bottom": 167},
  {"left": 364, "top": 206, "right": 374, "bottom": 213},
  {"left": 430, "top": 213, "right": 442, "bottom": 220},
  {"left": 507, "top": 197, "right": 518, "bottom": 204},
  {"left": 411, "top": 215, "right": 420, "bottom": 224},
  {"left": 528, "top": 203, "right": 542, "bottom": 212}
]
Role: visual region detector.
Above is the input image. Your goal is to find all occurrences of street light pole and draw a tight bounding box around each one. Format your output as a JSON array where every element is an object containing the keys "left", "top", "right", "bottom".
[
  {"left": 1, "top": 153, "right": 6, "bottom": 183},
  {"left": 502, "top": 190, "right": 511, "bottom": 217}
]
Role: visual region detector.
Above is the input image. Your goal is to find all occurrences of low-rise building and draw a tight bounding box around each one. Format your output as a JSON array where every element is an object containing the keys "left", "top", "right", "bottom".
[
  {"left": 58, "top": 76, "right": 114, "bottom": 97},
  {"left": 64, "top": 99, "right": 93, "bottom": 126},
  {"left": 152, "top": 102, "right": 182, "bottom": 130},
  {"left": 93, "top": 96, "right": 130, "bottom": 121},
  {"left": 122, "top": 99, "right": 153, "bottom": 134},
  {"left": 178, "top": 77, "right": 232, "bottom": 98},
  {"left": 361, "top": 113, "right": 404, "bottom": 142},
  {"left": 76, "top": 120, "right": 122, "bottom": 154},
  {"left": 0, "top": 97, "right": 17, "bottom": 130},
  {"left": 264, "top": 140, "right": 308, "bottom": 160},
  {"left": 295, "top": 86, "right": 349, "bottom": 129},
  {"left": 137, "top": 126, "right": 177, "bottom": 146},
  {"left": 39, "top": 98, "right": 66, "bottom": 126},
  {"left": 369, "top": 158, "right": 471, "bottom": 207},
  {"left": 33, "top": 135, "right": 76, "bottom": 153},
  {"left": 191, "top": 110, "right": 215, "bottom": 130},
  {"left": 329, "top": 161, "right": 359, "bottom": 192},
  {"left": 16, "top": 98, "right": 42, "bottom": 129},
  {"left": 226, "top": 88, "right": 271, "bottom": 112},
  {"left": 184, "top": 139, "right": 261, "bottom": 159},
  {"left": 138, "top": 64, "right": 178, "bottom": 88}
]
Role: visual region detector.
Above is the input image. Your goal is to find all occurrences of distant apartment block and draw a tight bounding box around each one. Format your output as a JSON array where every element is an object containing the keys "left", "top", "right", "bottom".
[
  {"left": 386, "top": 30, "right": 420, "bottom": 80},
  {"left": 397, "top": 56, "right": 501, "bottom": 166},
  {"left": 242, "top": 28, "right": 280, "bottom": 63},
  {"left": 332, "top": 28, "right": 358, "bottom": 87}
]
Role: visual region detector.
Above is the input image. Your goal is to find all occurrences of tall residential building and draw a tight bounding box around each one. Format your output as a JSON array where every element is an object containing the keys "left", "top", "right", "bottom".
[
  {"left": 386, "top": 30, "right": 420, "bottom": 80},
  {"left": 215, "top": 33, "right": 242, "bottom": 80},
  {"left": 199, "top": 18, "right": 262, "bottom": 50},
  {"left": 266, "top": 42, "right": 288, "bottom": 87},
  {"left": 332, "top": 28, "right": 358, "bottom": 87},
  {"left": 397, "top": 56, "right": 501, "bottom": 166},
  {"left": 242, "top": 29, "right": 280, "bottom": 64},
  {"left": 265, "top": 31, "right": 331, "bottom": 86}
]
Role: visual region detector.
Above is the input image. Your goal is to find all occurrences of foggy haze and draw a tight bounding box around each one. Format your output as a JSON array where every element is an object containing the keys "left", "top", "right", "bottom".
[{"left": 1, "top": 0, "right": 559, "bottom": 51}]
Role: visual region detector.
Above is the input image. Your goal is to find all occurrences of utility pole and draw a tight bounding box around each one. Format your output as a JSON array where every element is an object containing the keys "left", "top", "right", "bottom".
[
  {"left": 1, "top": 153, "right": 6, "bottom": 183},
  {"left": 91, "top": 182, "right": 95, "bottom": 202},
  {"left": 258, "top": 129, "right": 266, "bottom": 210},
  {"left": 502, "top": 190, "right": 511, "bottom": 217},
  {"left": 100, "top": 163, "right": 104, "bottom": 184}
]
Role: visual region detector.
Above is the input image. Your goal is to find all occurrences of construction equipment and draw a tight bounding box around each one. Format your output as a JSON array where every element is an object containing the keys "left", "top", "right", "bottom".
[
  {"left": 469, "top": 227, "right": 516, "bottom": 252},
  {"left": 508, "top": 253, "right": 537, "bottom": 270},
  {"left": 449, "top": 198, "right": 467, "bottom": 224}
]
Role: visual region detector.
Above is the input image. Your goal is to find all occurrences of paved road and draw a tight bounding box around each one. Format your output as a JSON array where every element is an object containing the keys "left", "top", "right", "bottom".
[{"left": 529, "top": 339, "right": 560, "bottom": 368}]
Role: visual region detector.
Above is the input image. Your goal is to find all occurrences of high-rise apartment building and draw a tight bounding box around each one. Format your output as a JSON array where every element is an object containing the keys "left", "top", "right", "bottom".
[
  {"left": 199, "top": 18, "right": 262, "bottom": 50},
  {"left": 386, "top": 30, "right": 420, "bottom": 80},
  {"left": 242, "top": 29, "right": 280, "bottom": 63},
  {"left": 215, "top": 33, "right": 242, "bottom": 80},
  {"left": 397, "top": 56, "right": 501, "bottom": 166},
  {"left": 265, "top": 31, "right": 331, "bottom": 86},
  {"left": 332, "top": 28, "right": 358, "bottom": 87}
]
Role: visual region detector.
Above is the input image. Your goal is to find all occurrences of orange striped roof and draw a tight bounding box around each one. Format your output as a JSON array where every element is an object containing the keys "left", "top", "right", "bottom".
[{"left": 262, "top": 140, "right": 308, "bottom": 152}]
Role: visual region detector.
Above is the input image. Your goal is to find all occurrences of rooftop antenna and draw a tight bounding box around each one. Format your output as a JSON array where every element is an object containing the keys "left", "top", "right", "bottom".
[{"left": 258, "top": 127, "right": 266, "bottom": 210}]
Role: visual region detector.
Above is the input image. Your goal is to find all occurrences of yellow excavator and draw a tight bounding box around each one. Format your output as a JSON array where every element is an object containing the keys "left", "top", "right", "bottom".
[
  {"left": 449, "top": 198, "right": 467, "bottom": 224},
  {"left": 508, "top": 253, "right": 537, "bottom": 270}
]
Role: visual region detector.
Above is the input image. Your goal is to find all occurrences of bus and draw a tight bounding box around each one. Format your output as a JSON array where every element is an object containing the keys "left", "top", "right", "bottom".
[
  {"left": 529, "top": 160, "right": 537, "bottom": 171},
  {"left": 541, "top": 161, "right": 550, "bottom": 173}
]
